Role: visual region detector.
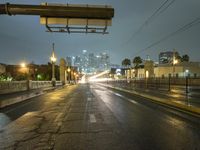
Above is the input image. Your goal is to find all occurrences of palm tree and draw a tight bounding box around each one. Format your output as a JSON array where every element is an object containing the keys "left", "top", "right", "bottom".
[
  {"left": 176, "top": 55, "right": 182, "bottom": 63},
  {"left": 133, "top": 56, "right": 142, "bottom": 69},
  {"left": 132, "top": 56, "right": 142, "bottom": 78},
  {"left": 182, "top": 54, "right": 189, "bottom": 62},
  {"left": 122, "top": 58, "right": 131, "bottom": 68},
  {"left": 122, "top": 58, "right": 131, "bottom": 79}
]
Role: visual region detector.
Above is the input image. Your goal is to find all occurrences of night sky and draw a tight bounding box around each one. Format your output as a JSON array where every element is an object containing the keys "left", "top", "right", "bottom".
[{"left": 0, "top": 0, "right": 200, "bottom": 65}]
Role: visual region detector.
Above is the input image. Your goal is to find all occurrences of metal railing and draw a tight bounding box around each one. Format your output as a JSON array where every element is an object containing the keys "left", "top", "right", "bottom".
[{"left": 104, "top": 77, "right": 200, "bottom": 95}]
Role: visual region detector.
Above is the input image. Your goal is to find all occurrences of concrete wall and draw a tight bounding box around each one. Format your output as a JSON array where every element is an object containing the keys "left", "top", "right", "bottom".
[
  {"left": 137, "top": 68, "right": 145, "bottom": 78},
  {"left": 144, "top": 60, "right": 154, "bottom": 78},
  {"left": 0, "top": 81, "right": 27, "bottom": 94},
  {"left": 129, "top": 61, "right": 200, "bottom": 79},
  {"left": 0, "top": 80, "right": 62, "bottom": 94},
  {"left": 154, "top": 66, "right": 184, "bottom": 78},
  {"left": 60, "top": 58, "right": 66, "bottom": 84},
  {"left": 0, "top": 64, "right": 6, "bottom": 74}
]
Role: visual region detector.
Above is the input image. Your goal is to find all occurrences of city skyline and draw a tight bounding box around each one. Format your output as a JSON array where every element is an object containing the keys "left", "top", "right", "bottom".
[
  {"left": 65, "top": 50, "right": 111, "bottom": 73},
  {"left": 0, "top": 0, "right": 200, "bottom": 65}
]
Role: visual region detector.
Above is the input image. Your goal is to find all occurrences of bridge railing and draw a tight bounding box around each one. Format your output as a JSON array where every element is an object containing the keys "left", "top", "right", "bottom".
[
  {"left": 103, "top": 77, "right": 200, "bottom": 94},
  {"left": 0, "top": 80, "right": 63, "bottom": 94},
  {"left": 0, "top": 81, "right": 27, "bottom": 94},
  {"left": 30, "top": 81, "right": 52, "bottom": 89}
]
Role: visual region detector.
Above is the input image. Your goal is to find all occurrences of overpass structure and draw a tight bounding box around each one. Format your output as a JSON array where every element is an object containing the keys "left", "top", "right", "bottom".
[{"left": 0, "top": 3, "right": 114, "bottom": 34}]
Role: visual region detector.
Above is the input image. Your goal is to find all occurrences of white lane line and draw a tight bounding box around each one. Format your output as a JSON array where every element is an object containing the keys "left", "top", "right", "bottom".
[
  {"left": 89, "top": 114, "right": 96, "bottom": 123},
  {"left": 113, "top": 92, "right": 138, "bottom": 104},
  {"left": 114, "top": 93, "right": 122, "bottom": 97},
  {"left": 127, "top": 98, "right": 138, "bottom": 104},
  {"left": 87, "top": 98, "right": 92, "bottom": 101}
]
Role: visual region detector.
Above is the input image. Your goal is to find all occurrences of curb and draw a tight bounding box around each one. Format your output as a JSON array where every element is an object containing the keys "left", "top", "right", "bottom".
[
  {"left": 0, "top": 86, "right": 63, "bottom": 108},
  {"left": 101, "top": 84, "right": 200, "bottom": 118},
  {"left": 0, "top": 91, "right": 44, "bottom": 108}
]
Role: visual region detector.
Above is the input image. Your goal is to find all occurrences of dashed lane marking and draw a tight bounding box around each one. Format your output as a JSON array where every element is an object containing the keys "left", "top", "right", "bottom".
[
  {"left": 89, "top": 114, "right": 96, "bottom": 123},
  {"left": 112, "top": 92, "right": 138, "bottom": 105},
  {"left": 87, "top": 98, "right": 92, "bottom": 101}
]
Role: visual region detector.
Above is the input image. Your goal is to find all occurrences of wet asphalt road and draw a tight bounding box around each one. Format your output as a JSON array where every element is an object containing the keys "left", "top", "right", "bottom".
[{"left": 0, "top": 83, "right": 200, "bottom": 150}]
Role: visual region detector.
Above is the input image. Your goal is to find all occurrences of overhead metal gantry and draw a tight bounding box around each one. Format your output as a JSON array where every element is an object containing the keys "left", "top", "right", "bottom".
[{"left": 0, "top": 3, "right": 114, "bottom": 34}]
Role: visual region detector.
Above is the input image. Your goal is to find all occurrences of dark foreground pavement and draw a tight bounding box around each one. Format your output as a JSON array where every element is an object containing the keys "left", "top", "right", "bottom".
[{"left": 0, "top": 83, "right": 200, "bottom": 150}]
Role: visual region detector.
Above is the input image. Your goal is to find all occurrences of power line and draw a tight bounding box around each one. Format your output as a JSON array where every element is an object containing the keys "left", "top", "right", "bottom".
[
  {"left": 135, "top": 17, "right": 200, "bottom": 55},
  {"left": 158, "top": 0, "right": 175, "bottom": 17},
  {"left": 124, "top": 0, "right": 175, "bottom": 45},
  {"left": 144, "top": 0, "right": 172, "bottom": 25}
]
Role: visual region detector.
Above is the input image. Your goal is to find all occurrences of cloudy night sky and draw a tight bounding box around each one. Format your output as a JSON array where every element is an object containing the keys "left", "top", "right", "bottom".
[{"left": 0, "top": 0, "right": 200, "bottom": 65}]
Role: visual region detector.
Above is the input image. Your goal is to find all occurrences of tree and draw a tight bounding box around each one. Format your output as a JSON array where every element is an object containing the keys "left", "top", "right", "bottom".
[
  {"left": 122, "top": 58, "right": 131, "bottom": 68},
  {"left": 182, "top": 54, "right": 189, "bottom": 62},
  {"left": 133, "top": 56, "right": 142, "bottom": 69},
  {"left": 176, "top": 55, "right": 182, "bottom": 63}
]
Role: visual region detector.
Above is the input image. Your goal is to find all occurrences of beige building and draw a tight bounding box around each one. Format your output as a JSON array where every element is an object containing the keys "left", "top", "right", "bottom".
[
  {"left": 154, "top": 62, "right": 200, "bottom": 78},
  {"left": 125, "top": 69, "right": 135, "bottom": 79},
  {"left": 128, "top": 61, "right": 200, "bottom": 79},
  {"left": 0, "top": 64, "right": 6, "bottom": 74}
]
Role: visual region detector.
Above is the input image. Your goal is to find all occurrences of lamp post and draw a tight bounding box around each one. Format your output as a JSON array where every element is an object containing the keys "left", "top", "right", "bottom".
[
  {"left": 67, "top": 67, "right": 71, "bottom": 83},
  {"left": 21, "top": 62, "right": 30, "bottom": 90},
  {"left": 21, "top": 62, "right": 26, "bottom": 68},
  {"left": 74, "top": 72, "right": 77, "bottom": 83},
  {"left": 173, "top": 59, "right": 178, "bottom": 78},
  {"left": 50, "top": 43, "right": 57, "bottom": 86}
]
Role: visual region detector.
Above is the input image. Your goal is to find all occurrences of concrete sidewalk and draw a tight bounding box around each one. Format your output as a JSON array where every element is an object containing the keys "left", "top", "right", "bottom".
[
  {"left": 99, "top": 83, "right": 200, "bottom": 117},
  {"left": 0, "top": 86, "right": 63, "bottom": 108}
]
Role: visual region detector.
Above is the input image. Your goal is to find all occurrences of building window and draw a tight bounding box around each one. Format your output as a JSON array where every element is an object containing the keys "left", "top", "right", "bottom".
[
  {"left": 176, "top": 73, "right": 178, "bottom": 78},
  {"left": 194, "top": 73, "right": 197, "bottom": 78}
]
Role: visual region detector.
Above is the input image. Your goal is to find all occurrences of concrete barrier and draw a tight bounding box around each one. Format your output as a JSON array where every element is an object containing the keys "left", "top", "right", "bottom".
[{"left": 0, "top": 80, "right": 63, "bottom": 94}]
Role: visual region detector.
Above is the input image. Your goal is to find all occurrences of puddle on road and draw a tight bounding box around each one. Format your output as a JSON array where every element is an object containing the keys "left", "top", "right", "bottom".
[{"left": 0, "top": 113, "right": 11, "bottom": 129}]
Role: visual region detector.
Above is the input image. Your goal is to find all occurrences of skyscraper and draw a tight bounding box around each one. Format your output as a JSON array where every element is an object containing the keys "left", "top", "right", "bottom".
[
  {"left": 159, "top": 51, "right": 179, "bottom": 64},
  {"left": 66, "top": 56, "right": 73, "bottom": 66}
]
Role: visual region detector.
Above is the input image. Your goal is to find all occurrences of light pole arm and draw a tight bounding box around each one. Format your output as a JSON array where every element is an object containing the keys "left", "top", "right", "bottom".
[{"left": 0, "top": 3, "right": 114, "bottom": 19}]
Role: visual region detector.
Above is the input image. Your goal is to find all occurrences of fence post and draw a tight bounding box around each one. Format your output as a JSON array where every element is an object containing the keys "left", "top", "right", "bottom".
[
  {"left": 145, "top": 78, "right": 148, "bottom": 89},
  {"left": 27, "top": 80, "right": 30, "bottom": 91},
  {"left": 156, "top": 77, "right": 158, "bottom": 89},
  {"left": 168, "top": 76, "right": 171, "bottom": 91},
  {"left": 186, "top": 76, "right": 189, "bottom": 93}
]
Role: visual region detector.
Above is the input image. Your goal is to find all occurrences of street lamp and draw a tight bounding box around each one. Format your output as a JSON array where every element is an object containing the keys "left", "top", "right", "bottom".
[
  {"left": 21, "top": 62, "right": 26, "bottom": 68},
  {"left": 67, "top": 67, "right": 71, "bottom": 83},
  {"left": 185, "top": 69, "right": 189, "bottom": 77},
  {"left": 20, "top": 62, "right": 30, "bottom": 90},
  {"left": 74, "top": 72, "right": 77, "bottom": 83},
  {"left": 173, "top": 59, "right": 178, "bottom": 78},
  {"left": 50, "top": 43, "right": 57, "bottom": 86}
]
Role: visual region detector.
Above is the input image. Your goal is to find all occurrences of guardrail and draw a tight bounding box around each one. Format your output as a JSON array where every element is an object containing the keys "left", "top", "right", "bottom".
[
  {"left": 0, "top": 80, "right": 63, "bottom": 94},
  {"left": 103, "top": 77, "right": 200, "bottom": 95}
]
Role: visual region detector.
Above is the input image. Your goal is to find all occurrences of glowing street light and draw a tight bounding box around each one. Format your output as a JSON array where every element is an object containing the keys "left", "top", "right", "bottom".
[
  {"left": 173, "top": 59, "right": 178, "bottom": 65},
  {"left": 20, "top": 62, "right": 29, "bottom": 75},
  {"left": 21, "top": 62, "right": 26, "bottom": 68},
  {"left": 20, "top": 62, "right": 30, "bottom": 90},
  {"left": 67, "top": 67, "right": 71, "bottom": 83},
  {"left": 173, "top": 59, "right": 178, "bottom": 78},
  {"left": 67, "top": 68, "right": 71, "bottom": 72},
  {"left": 50, "top": 43, "right": 57, "bottom": 86}
]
